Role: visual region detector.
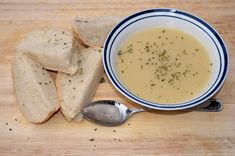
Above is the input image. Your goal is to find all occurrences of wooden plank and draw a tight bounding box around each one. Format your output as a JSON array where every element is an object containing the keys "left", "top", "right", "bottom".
[{"left": 0, "top": 0, "right": 235, "bottom": 155}]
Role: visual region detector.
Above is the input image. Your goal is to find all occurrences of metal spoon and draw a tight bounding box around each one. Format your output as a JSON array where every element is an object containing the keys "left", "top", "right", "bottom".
[{"left": 81, "top": 99, "right": 223, "bottom": 126}]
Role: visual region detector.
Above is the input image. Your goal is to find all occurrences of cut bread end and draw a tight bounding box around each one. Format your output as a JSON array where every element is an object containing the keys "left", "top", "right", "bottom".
[
  {"left": 12, "top": 53, "right": 60, "bottom": 123},
  {"left": 56, "top": 47, "right": 104, "bottom": 122},
  {"left": 16, "top": 27, "right": 79, "bottom": 75},
  {"left": 72, "top": 16, "right": 123, "bottom": 47}
]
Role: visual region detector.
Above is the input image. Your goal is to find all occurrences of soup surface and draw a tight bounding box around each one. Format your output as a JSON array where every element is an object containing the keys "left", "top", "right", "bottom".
[{"left": 116, "top": 28, "right": 212, "bottom": 104}]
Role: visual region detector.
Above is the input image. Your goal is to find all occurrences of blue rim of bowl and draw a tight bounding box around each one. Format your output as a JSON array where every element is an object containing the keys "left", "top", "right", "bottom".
[{"left": 103, "top": 8, "right": 229, "bottom": 110}]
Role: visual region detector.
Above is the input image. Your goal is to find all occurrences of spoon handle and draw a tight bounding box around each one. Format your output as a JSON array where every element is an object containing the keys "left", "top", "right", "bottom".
[
  {"left": 128, "top": 108, "right": 145, "bottom": 116},
  {"left": 195, "top": 99, "right": 223, "bottom": 112}
]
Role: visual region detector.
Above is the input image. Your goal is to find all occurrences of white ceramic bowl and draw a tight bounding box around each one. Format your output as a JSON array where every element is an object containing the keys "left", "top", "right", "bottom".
[{"left": 103, "top": 8, "right": 229, "bottom": 110}]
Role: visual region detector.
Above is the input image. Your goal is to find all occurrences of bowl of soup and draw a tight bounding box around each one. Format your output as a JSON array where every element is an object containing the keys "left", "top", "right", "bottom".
[{"left": 103, "top": 8, "right": 229, "bottom": 110}]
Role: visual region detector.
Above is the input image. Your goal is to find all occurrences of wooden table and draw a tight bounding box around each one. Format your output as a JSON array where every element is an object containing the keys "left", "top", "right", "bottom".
[{"left": 0, "top": 0, "right": 235, "bottom": 155}]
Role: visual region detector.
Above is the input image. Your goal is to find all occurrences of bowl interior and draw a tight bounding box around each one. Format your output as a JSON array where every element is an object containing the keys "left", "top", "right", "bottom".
[{"left": 103, "top": 9, "right": 228, "bottom": 109}]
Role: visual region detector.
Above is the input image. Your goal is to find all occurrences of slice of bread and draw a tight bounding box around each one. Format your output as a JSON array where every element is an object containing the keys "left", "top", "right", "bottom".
[
  {"left": 16, "top": 27, "right": 79, "bottom": 75},
  {"left": 12, "top": 53, "right": 59, "bottom": 123},
  {"left": 73, "top": 16, "right": 122, "bottom": 47},
  {"left": 56, "top": 47, "right": 103, "bottom": 122}
]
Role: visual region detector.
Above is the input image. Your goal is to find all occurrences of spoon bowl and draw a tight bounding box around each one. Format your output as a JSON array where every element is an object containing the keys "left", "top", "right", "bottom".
[{"left": 82, "top": 100, "right": 144, "bottom": 126}]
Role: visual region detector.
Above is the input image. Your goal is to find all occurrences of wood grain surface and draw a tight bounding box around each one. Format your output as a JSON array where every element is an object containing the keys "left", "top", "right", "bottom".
[{"left": 0, "top": 0, "right": 235, "bottom": 155}]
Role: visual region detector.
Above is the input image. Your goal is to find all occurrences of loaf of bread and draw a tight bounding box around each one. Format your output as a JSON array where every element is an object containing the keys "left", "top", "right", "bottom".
[
  {"left": 72, "top": 16, "right": 122, "bottom": 47},
  {"left": 12, "top": 53, "right": 60, "bottom": 123},
  {"left": 16, "top": 27, "right": 79, "bottom": 75},
  {"left": 56, "top": 47, "right": 103, "bottom": 122}
]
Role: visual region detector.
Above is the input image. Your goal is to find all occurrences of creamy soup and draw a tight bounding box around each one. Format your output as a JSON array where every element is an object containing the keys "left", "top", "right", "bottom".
[{"left": 116, "top": 28, "right": 212, "bottom": 104}]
